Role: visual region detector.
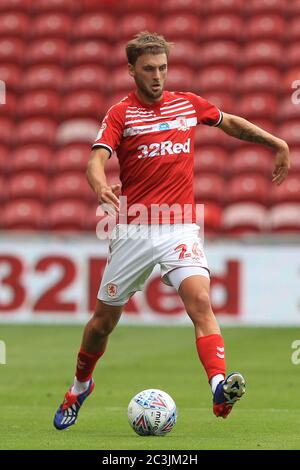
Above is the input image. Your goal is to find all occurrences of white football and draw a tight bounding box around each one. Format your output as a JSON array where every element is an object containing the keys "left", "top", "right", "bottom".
[{"left": 127, "top": 389, "right": 177, "bottom": 436}]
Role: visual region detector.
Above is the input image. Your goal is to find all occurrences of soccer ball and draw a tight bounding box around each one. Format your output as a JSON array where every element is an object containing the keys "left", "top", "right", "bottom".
[{"left": 127, "top": 389, "right": 177, "bottom": 436}]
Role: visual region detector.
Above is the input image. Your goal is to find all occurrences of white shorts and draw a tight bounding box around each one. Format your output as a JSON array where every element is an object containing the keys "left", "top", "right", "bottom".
[{"left": 98, "top": 224, "right": 210, "bottom": 306}]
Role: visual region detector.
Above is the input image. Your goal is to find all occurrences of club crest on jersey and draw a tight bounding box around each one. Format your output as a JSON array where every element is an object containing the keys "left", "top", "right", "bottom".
[
  {"left": 176, "top": 116, "right": 189, "bottom": 131},
  {"left": 95, "top": 122, "right": 107, "bottom": 140},
  {"left": 107, "top": 283, "right": 118, "bottom": 297}
]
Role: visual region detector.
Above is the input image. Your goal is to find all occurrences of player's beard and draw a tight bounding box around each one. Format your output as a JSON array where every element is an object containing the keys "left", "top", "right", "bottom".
[{"left": 135, "top": 76, "right": 164, "bottom": 101}]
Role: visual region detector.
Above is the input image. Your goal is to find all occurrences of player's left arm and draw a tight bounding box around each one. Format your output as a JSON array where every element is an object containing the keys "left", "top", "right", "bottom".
[{"left": 219, "top": 112, "right": 290, "bottom": 185}]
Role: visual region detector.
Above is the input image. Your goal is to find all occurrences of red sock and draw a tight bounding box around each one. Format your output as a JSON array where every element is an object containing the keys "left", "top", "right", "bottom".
[
  {"left": 75, "top": 346, "right": 104, "bottom": 382},
  {"left": 196, "top": 334, "right": 226, "bottom": 382}
]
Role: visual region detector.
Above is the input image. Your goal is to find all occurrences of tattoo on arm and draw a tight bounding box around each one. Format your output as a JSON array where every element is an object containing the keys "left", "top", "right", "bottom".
[{"left": 238, "top": 127, "right": 273, "bottom": 147}]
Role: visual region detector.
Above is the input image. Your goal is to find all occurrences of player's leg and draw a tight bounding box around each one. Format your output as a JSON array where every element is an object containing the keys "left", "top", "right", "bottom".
[
  {"left": 169, "top": 269, "right": 246, "bottom": 419},
  {"left": 53, "top": 300, "right": 123, "bottom": 430}
]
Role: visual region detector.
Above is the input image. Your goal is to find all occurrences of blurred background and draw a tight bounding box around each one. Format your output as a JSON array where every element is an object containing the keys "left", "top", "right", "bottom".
[{"left": 0, "top": 0, "right": 300, "bottom": 325}]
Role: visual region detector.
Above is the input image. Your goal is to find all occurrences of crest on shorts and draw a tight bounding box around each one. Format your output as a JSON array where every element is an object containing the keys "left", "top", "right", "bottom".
[
  {"left": 107, "top": 283, "right": 118, "bottom": 297},
  {"left": 176, "top": 116, "right": 189, "bottom": 131}
]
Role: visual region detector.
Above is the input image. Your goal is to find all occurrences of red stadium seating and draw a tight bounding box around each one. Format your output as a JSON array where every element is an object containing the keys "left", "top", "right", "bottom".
[
  {"left": 245, "top": 15, "right": 285, "bottom": 41},
  {"left": 165, "top": 66, "right": 194, "bottom": 91},
  {"left": 17, "top": 91, "right": 61, "bottom": 119},
  {"left": 226, "top": 174, "right": 270, "bottom": 205},
  {"left": 282, "top": 44, "right": 300, "bottom": 68},
  {"left": 0, "top": 91, "right": 16, "bottom": 118},
  {"left": 0, "top": 118, "right": 14, "bottom": 145},
  {"left": 200, "top": 92, "right": 235, "bottom": 113},
  {"left": 238, "top": 66, "right": 280, "bottom": 94},
  {"left": 283, "top": 68, "right": 300, "bottom": 93},
  {"left": 271, "top": 176, "right": 300, "bottom": 204},
  {"left": 15, "top": 118, "right": 57, "bottom": 146},
  {"left": 25, "top": 39, "right": 68, "bottom": 66},
  {"left": 277, "top": 122, "right": 300, "bottom": 146},
  {"left": 198, "top": 41, "right": 240, "bottom": 67},
  {"left": 288, "top": 147, "right": 300, "bottom": 174},
  {"left": 195, "top": 146, "right": 227, "bottom": 175},
  {"left": 31, "top": 13, "right": 73, "bottom": 39},
  {"left": 0, "top": 64, "right": 21, "bottom": 91},
  {"left": 11, "top": 146, "right": 53, "bottom": 174},
  {"left": 0, "top": 175, "right": 6, "bottom": 202},
  {"left": 0, "top": 145, "right": 8, "bottom": 175},
  {"left": 118, "top": 0, "right": 160, "bottom": 13},
  {"left": 62, "top": 91, "right": 105, "bottom": 120},
  {"left": 56, "top": 119, "right": 99, "bottom": 146},
  {"left": 31, "top": 0, "right": 78, "bottom": 14},
  {"left": 160, "top": 14, "right": 201, "bottom": 41},
  {"left": 21, "top": 65, "right": 65, "bottom": 92},
  {"left": 286, "top": 0, "right": 300, "bottom": 16},
  {"left": 81, "top": 0, "right": 119, "bottom": 12},
  {"left": 222, "top": 203, "right": 267, "bottom": 235},
  {"left": 241, "top": 40, "right": 283, "bottom": 67},
  {"left": 168, "top": 40, "right": 198, "bottom": 68},
  {"left": 0, "top": 38, "right": 25, "bottom": 63},
  {"left": 278, "top": 95, "right": 300, "bottom": 122},
  {"left": 48, "top": 200, "right": 87, "bottom": 231},
  {"left": 161, "top": 0, "right": 201, "bottom": 14},
  {"left": 205, "top": 0, "right": 244, "bottom": 15},
  {"left": 195, "top": 120, "right": 232, "bottom": 149},
  {"left": 118, "top": 14, "right": 157, "bottom": 40},
  {"left": 268, "top": 203, "right": 300, "bottom": 233},
  {"left": 228, "top": 147, "right": 272, "bottom": 177},
  {"left": 0, "top": 13, "right": 29, "bottom": 38},
  {"left": 110, "top": 42, "right": 128, "bottom": 68},
  {"left": 51, "top": 172, "right": 92, "bottom": 201},
  {"left": 285, "top": 17, "right": 300, "bottom": 42},
  {"left": 238, "top": 93, "right": 277, "bottom": 120},
  {"left": 110, "top": 67, "right": 135, "bottom": 93},
  {"left": 63, "top": 65, "right": 108, "bottom": 92},
  {"left": 194, "top": 66, "right": 237, "bottom": 93},
  {"left": 0, "top": 0, "right": 31, "bottom": 12},
  {"left": 73, "top": 14, "right": 116, "bottom": 42},
  {"left": 2, "top": 200, "right": 45, "bottom": 230},
  {"left": 194, "top": 174, "right": 225, "bottom": 204},
  {"left": 54, "top": 144, "right": 90, "bottom": 173},
  {"left": 201, "top": 15, "right": 243, "bottom": 41},
  {"left": 245, "top": 0, "right": 285, "bottom": 15},
  {"left": 203, "top": 202, "right": 222, "bottom": 236},
  {"left": 68, "top": 41, "right": 111, "bottom": 67},
  {"left": 9, "top": 172, "right": 49, "bottom": 201}
]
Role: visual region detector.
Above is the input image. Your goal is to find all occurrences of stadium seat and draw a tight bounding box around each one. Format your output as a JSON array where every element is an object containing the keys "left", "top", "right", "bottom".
[
  {"left": 194, "top": 66, "right": 237, "bottom": 93},
  {"left": 205, "top": 0, "right": 244, "bottom": 14},
  {"left": 282, "top": 67, "right": 300, "bottom": 93},
  {"left": 245, "top": 0, "right": 285, "bottom": 15},
  {"left": 228, "top": 147, "right": 272, "bottom": 177},
  {"left": 284, "top": 44, "right": 300, "bottom": 68},
  {"left": 118, "top": 14, "right": 157, "bottom": 40},
  {"left": 200, "top": 14, "right": 243, "bottom": 41},
  {"left": 0, "top": 64, "right": 21, "bottom": 91},
  {"left": 15, "top": 118, "right": 57, "bottom": 146},
  {"left": 288, "top": 147, "right": 300, "bottom": 174},
  {"left": 203, "top": 202, "right": 222, "bottom": 236},
  {"left": 73, "top": 14, "right": 116, "bottom": 42},
  {"left": 0, "top": 145, "right": 8, "bottom": 175},
  {"left": 160, "top": 14, "right": 201, "bottom": 41},
  {"left": 68, "top": 41, "right": 111, "bottom": 66},
  {"left": 11, "top": 145, "right": 53, "bottom": 174},
  {"left": 31, "top": 13, "right": 73, "bottom": 39},
  {"left": 81, "top": 0, "right": 118, "bottom": 12},
  {"left": 110, "top": 41, "right": 128, "bottom": 68},
  {"left": 31, "top": 0, "right": 77, "bottom": 14},
  {"left": 238, "top": 66, "right": 280, "bottom": 94},
  {"left": 51, "top": 172, "right": 92, "bottom": 202},
  {"left": 118, "top": 0, "right": 160, "bottom": 13},
  {"left": 48, "top": 200, "right": 87, "bottom": 231},
  {"left": 195, "top": 120, "right": 232, "bottom": 149},
  {"left": 21, "top": 65, "right": 65, "bottom": 92},
  {"left": 0, "top": 0, "right": 31, "bottom": 12},
  {"left": 285, "top": 17, "right": 300, "bottom": 42},
  {"left": 0, "top": 118, "right": 14, "bottom": 145},
  {"left": 104, "top": 92, "right": 130, "bottom": 111},
  {"left": 161, "top": 0, "right": 201, "bottom": 14},
  {"left": 271, "top": 176, "right": 300, "bottom": 204},
  {"left": 17, "top": 91, "right": 61, "bottom": 119},
  {"left": 168, "top": 40, "right": 198, "bottom": 68},
  {"left": 245, "top": 15, "right": 285, "bottom": 41},
  {"left": 278, "top": 95, "right": 300, "bottom": 123},
  {"left": 194, "top": 174, "right": 225, "bottom": 204},
  {"left": 241, "top": 40, "right": 283, "bottom": 67},
  {"left": 195, "top": 146, "right": 227, "bottom": 175},
  {"left": 165, "top": 66, "right": 194, "bottom": 91},
  {"left": 0, "top": 91, "right": 16, "bottom": 118},
  {"left": 197, "top": 91, "right": 235, "bottom": 114},
  {"left": 197, "top": 41, "right": 240, "bottom": 67},
  {"left": 222, "top": 203, "right": 267, "bottom": 235},
  {"left": 62, "top": 91, "right": 105, "bottom": 120},
  {"left": 268, "top": 203, "right": 300, "bottom": 233},
  {"left": 25, "top": 39, "right": 68, "bottom": 66},
  {"left": 0, "top": 175, "right": 7, "bottom": 203},
  {"left": 63, "top": 65, "right": 108, "bottom": 92},
  {"left": 9, "top": 172, "right": 49, "bottom": 201},
  {"left": 277, "top": 122, "right": 300, "bottom": 146},
  {"left": 2, "top": 200, "right": 45, "bottom": 230},
  {"left": 111, "top": 67, "right": 134, "bottom": 93},
  {"left": 0, "top": 38, "right": 25, "bottom": 63},
  {"left": 226, "top": 174, "right": 270, "bottom": 205},
  {"left": 0, "top": 13, "right": 30, "bottom": 38},
  {"left": 286, "top": 0, "right": 300, "bottom": 16},
  {"left": 56, "top": 119, "right": 99, "bottom": 146},
  {"left": 54, "top": 144, "right": 90, "bottom": 173},
  {"left": 238, "top": 93, "right": 277, "bottom": 120}
]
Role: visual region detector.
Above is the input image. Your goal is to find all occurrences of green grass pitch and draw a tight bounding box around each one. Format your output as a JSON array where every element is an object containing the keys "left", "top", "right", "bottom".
[{"left": 1, "top": 324, "right": 300, "bottom": 450}]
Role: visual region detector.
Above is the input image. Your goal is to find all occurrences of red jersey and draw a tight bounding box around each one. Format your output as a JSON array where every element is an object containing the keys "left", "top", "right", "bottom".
[{"left": 92, "top": 90, "right": 222, "bottom": 223}]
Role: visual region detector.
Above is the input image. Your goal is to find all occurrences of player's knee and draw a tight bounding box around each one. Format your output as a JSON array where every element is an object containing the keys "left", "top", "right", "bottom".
[
  {"left": 91, "top": 316, "right": 115, "bottom": 338},
  {"left": 186, "top": 290, "right": 211, "bottom": 316}
]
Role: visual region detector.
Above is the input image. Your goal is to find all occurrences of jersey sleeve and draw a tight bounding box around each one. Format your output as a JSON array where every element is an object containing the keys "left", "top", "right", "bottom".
[
  {"left": 92, "top": 104, "right": 125, "bottom": 156},
  {"left": 185, "top": 92, "right": 223, "bottom": 127}
]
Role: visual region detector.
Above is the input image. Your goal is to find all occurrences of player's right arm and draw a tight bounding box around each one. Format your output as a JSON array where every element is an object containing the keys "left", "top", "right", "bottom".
[{"left": 86, "top": 148, "right": 120, "bottom": 212}]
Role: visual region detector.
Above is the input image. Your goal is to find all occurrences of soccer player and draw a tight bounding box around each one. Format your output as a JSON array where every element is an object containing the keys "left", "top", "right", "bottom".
[{"left": 54, "top": 32, "right": 290, "bottom": 429}]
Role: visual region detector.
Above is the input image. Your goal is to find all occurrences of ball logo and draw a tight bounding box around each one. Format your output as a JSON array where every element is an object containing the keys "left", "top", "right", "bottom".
[{"left": 107, "top": 283, "right": 118, "bottom": 297}]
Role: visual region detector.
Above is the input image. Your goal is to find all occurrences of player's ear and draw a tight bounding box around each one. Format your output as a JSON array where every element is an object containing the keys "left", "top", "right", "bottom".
[{"left": 128, "top": 63, "right": 135, "bottom": 77}]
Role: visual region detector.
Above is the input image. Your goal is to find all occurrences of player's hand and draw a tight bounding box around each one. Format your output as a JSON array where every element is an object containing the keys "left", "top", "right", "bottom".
[
  {"left": 272, "top": 142, "right": 290, "bottom": 186},
  {"left": 97, "top": 184, "right": 121, "bottom": 214}
]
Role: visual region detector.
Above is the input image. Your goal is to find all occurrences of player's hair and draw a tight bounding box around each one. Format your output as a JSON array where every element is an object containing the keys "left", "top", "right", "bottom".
[{"left": 126, "top": 31, "right": 173, "bottom": 65}]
